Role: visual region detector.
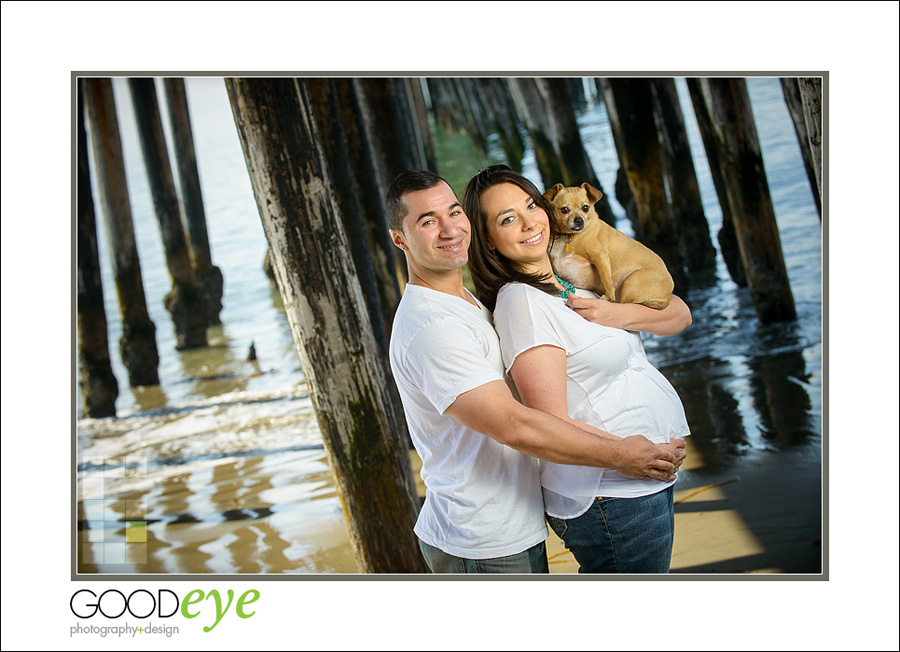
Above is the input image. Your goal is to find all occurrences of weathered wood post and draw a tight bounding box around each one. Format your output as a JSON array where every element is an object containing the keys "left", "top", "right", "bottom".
[
  {"left": 307, "top": 78, "right": 392, "bottom": 357},
  {"left": 475, "top": 78, "right": 526, "bottom": 168},
  {"left": 649, "top": 78, "right": 718, "bottom": 273},
  {"left": 689, "top": 78, "right": 797, "bottom": 323},
  {"left": 507, "top": 78, "right": 566, "bottom": 189},
  {"left": 685, "top": 78, "right": 747, "bottom": 287},
  {"left": 226, "top": 77, "right": 426, "bottom": 573},
  {"left": 129, "top": 78, "right": 208, "bottom": 350},
  {"left": 781, "top": 77, "right": 823, "bottom": 220},
  {"left": 83, "top": 78, "right": 160, "bottom": 387},
  {"left": 358, "top": 78, "right": 421, "bottom": 184},
  {"left": 537, "top": 78, "right": 598, "bottom": 185},
  {"left": 77, "top": 79, "right": 119, "bottom": 417},
  {"left": 356, "top": 78, "right": 419, "bottom": 286},
  {"left": 404, "top": 77, "right": 440, "bottom": 173},
  {"left": 797, "top": 78, "right": 822, "bottom": 214},
  {"left": 452, "top": 78, "right": 492, "bottom": 153},
  {"left": 780, "top": 78, "right": 821, "bottom": 218},
  {"left": 333, "top": 78, "right": 406, "bottom": 309},
  {"left": 308, "top": 77, "right": 413, "bottom": 450},
  {"left": 600, "top": 78, "right": 687, "bottom": 292},
  {"left": 424, "top": 78, "right": 463, "bottom": 135},
  {"left": 162, "top": 77, "right": 225, "bottom": 323},
  {"left": 538, "top": 77, "right": 617, "bottom": 225}
]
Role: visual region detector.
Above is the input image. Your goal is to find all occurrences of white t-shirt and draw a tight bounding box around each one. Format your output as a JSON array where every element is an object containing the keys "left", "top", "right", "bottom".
[
  {"left": 493, "top": 283, "right": 691, "bottom": 519},
  {"left": 389, "top": 283, "right": 547, "bottom": 559}
]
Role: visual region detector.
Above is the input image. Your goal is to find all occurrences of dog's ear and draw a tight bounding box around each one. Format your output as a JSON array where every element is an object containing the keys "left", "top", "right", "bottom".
[
  {"left": 582, "top": 183, "right": 604, "bottom": 205},
  {"left": 543, "top": 183, "right": 564, "bottom": 202}
]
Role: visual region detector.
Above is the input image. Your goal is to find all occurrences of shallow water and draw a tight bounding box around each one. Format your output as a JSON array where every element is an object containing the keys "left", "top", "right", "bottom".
[{"left": 76, "top": 76, "right": 822, "bottom": 574}]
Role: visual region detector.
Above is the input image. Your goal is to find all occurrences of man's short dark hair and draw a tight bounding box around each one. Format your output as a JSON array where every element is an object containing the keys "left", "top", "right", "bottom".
[{"left": 386, "top": 169, "right": 449, "bottom": 231}]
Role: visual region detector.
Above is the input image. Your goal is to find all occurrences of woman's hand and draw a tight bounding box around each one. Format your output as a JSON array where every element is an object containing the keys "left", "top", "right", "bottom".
[{"left": 567, "top": 294, "right": 692, "bottom": 336}]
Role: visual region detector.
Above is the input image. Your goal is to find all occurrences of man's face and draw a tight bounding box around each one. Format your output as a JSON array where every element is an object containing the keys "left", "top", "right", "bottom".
[{"left": 390, "top": 181, "right": 471, "bottom": 276}]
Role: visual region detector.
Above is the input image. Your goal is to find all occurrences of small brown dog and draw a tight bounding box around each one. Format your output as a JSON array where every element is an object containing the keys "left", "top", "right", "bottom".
[{"left": 545, "top": 183, "right": 673, "bottom": 309}]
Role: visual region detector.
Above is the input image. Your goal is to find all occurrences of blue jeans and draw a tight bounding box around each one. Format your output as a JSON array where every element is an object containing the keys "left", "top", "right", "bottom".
[
  {"left": 418, "top": 539, "right": 549, "bottom": 574},
  {"left": 546, "top": 485, "right": 674, "bottom": 573}
]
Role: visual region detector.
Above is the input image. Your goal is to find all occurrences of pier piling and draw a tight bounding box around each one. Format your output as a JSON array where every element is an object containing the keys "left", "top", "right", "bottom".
[
  {"left": 649, "top": 79, "right": 717, "bottom": 273},
  {"left": 601, "top": 78, "right": 687, "bottom": 292},
  {"left": 307, "top": 78, "right": 392, "bottom": 356},
  {"left": 129, "top": 78, "right": 208, "bottom": 350},
  {"left": 685, "top": 79, "right": 747, "bottom": 287},
  {"left": 781, "top": 78, "right": 823, "bottom": 219},
  {"left": 226, "top": 77, "right": 426, "bottom": 573},
  {"left": 83, "top": 78, "right": 160, "bottom": 386},
  {"left": 163, "top": 77, "right": 225, "bottom": 324},
  {"left": 688, "top": 78, "right": 796, "bottom": 323},
  {"left": 77, "top": 80, "right": 119, "bottom": 417}
]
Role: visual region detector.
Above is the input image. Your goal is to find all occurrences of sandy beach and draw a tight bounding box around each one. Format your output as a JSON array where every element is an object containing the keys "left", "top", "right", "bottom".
[{"left": 411, "top": 432, "right": 823, "bottom": 576}]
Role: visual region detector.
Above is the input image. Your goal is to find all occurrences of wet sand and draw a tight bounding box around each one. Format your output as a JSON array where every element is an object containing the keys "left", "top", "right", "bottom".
[{"left": 411, "top": 433, "right": 823, "bottom": 575}]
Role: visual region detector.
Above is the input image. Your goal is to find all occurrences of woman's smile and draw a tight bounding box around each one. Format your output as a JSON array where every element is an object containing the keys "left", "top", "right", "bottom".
[{"left": 521, "top": 231, "right": 544, "bottom": 245}]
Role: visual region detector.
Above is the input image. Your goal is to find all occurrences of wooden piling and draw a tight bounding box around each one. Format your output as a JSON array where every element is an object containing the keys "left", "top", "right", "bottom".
[
  {"left": 333, "top": 78, "right": 406, "bottom": 304},
  {"left": 307, "top": 78, "right": 392, "bottom": 356},
  {"left": 797, "top": 78, "right": 822, "bottom": 216},
  {"left": 357, "top": 78, "right": 422, "bottom": 185},
  {"left": 507, "top": 78, "right": 566, "bottom": 189},
  {"left": 688, "top": 78, "right": 796, "bottom": 323},
  {"left": 424, "top": 78, "right": 466, "bottom": 136},
  {"left": 83, "top": 78, "right": 160, "bottom": 387},
  {"left": 77, "top": 79, "right": 119, "bottom": 417},
  {"left": 649, "top": 79, "right": 717, "bottom": 273},
  {"left": 226, "top": 77, "right": 426, "bottom": 573},
  {"left": 539, "top": 77, "right": 617, "bottom": 225},
  {"left": 600, "top": 78, "right": 687, "bottom": 292},
  {"left": 685, "top": 78, "right": 747, "bottom": 287},
  {"left": 781, "top": 77, "right": 823, "bottom": 219},
  {"left": 162, "top": 77, "right": 225, "bottom": 323},
  {"left": 456, "top": 78, "right": 495, "bottom": 154},
  {"left": 537, "top": 78, "right": 598, "bottom": 185},
  {"left": 129, "top": 78, "right": 208, "bottom": 350},
  {"left": 476, "top": 78, "right": 526, "bottom": 168},
  {"left": 309, "top": 78, "right": 414, "bottom": 450},
  {"left": 404, "top": 78, "right": 440, "bottom": 173},
  {"left": 425, "top": 77, "right": 527, "bottom": 169}
]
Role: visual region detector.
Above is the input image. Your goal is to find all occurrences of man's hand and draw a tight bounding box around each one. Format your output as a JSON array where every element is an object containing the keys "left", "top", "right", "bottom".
[
  {"left": 614, "top": 435, "right": 679, "bottom": 482},
  {"left": 659, "top": 438, "right": 687, "bottom": 473}
]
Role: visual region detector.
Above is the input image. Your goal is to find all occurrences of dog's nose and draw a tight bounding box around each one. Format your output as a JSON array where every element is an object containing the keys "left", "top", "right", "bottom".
[{"left": 573, "top": 216, "right": 585, "bottom": 231}]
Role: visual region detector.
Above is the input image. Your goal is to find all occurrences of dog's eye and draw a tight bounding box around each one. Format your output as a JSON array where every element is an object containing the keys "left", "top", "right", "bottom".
[
  {"left": 581, "top": 205, "right": 589, "bottom": 212},
  {"left": 560, "top": 207, "right": 569, "bottom": 214}
]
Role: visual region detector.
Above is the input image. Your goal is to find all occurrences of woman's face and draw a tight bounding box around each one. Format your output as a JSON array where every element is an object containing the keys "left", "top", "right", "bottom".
[{"left": 481, "top": 182, "right": 551, "bottom": 274}]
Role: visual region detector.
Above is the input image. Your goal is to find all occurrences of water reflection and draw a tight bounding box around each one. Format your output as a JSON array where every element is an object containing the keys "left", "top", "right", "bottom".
[{"left": 77, "top": 446, "right": 359, "bottom": 574}]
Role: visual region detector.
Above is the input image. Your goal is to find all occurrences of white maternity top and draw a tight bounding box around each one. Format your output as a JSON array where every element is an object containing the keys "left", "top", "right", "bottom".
[{"left": 493, "top": 283, "right": 691, "bottom": 519}]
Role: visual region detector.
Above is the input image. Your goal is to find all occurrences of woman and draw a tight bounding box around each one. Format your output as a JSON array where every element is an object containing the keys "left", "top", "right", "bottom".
[{"left": 462, "top": 165, "right": 692, "bottom": 573}]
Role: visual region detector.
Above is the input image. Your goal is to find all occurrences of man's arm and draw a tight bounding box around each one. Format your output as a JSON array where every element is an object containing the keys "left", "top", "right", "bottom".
[
  {"left": 508, "top": 344, "right": 686, "bottom": 473},
  {"left": 445, "top": 379, "right": 678, "bottom": 481},
  {"left": 566, "top": 294, "right": 692, "bottom": 336}
]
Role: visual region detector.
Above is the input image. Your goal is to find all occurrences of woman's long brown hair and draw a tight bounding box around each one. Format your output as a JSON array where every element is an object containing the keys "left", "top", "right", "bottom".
[{"left": 462, "top": 165, "right": 562, "bottom": 311}]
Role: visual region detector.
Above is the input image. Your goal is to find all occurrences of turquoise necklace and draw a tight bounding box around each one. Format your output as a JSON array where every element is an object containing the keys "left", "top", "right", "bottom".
[{"left": 554, "top": 274, "right": 576, "bottom": 299}]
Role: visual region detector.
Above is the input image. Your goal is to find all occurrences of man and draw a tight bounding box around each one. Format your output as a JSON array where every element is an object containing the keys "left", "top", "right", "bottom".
[{"left": 386, "top": 169, "right": 685, "bottom": 573}]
